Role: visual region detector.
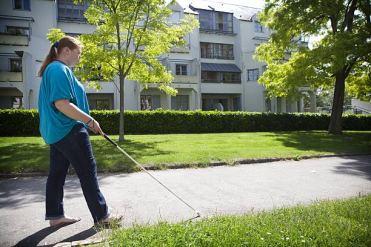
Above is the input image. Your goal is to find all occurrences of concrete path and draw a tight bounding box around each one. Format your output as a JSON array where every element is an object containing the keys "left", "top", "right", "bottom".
[{"left": 1, "top": 155, "right": 370, "bottom": 246}]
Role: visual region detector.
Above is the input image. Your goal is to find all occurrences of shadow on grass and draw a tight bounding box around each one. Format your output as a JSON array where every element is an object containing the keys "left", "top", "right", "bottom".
[
  {"left": 0, "top": 143, "right": 49, "bottom": 173},
  {"left": 92, "top": 138, "right": 172, "bottom": 173},
  {"left": 265, "top": 131, "right": 371, "bottom": 154},
  {"left": 0, "top": 138, "right": 173, "bottom": 174}
]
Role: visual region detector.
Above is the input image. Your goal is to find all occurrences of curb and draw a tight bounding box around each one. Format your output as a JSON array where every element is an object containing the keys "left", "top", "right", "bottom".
[
  {"left": 54, "top": 237, "right": 106, "bottom": 247},
  {"left": 1, "top": 153, "right": 370, "bottom": 179}
]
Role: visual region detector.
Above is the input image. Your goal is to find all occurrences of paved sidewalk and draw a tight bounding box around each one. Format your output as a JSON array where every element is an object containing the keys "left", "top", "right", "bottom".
[{"left": 1, "top": 155, "right": 370, "bottom": 246}]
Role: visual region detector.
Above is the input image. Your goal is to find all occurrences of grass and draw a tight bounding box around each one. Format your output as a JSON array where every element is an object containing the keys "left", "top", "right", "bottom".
[
  {"left": 106, "top": 195, "right": 371, "bottom": 246},
  {"left": 0, "top": 131, "right": 370, "bottom": 173}
]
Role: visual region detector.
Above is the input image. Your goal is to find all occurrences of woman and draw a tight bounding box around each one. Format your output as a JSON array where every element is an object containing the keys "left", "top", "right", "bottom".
[{"left": 38, "top": 36, "right": 117, "bottom": 227}]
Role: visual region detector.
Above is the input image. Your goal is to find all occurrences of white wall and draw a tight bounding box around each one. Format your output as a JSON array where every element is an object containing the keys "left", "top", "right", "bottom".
[{"left": 0, "top": 0, "right": 306, "bottom": 112}]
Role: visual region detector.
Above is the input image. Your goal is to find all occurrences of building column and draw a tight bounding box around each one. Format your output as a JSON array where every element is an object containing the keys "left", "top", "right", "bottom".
[
  {"left": 190, "top": 89, "right": 196, "bottom": 110},
  {"left": 282, "top": 98, "right": 287, "bottom": 113},
  {"left": 21, "top": 51, "right": 37, "bottom": 109},
  {"left": 299, "top": 97, "right": 304, "bottom": 112},
  {"left": 309, "top": 91, "right": 316, "bottom": 112},
  {"left": 271, "top": 97, "right": 277, "bottom": 113},
  {"left": 166, "top": 94, "right": 171, "bottom": 109}
]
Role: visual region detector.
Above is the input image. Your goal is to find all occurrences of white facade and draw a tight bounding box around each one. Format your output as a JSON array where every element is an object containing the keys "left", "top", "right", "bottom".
[{"left": 0, "top": 0, "right": 311, "bottom": 112}]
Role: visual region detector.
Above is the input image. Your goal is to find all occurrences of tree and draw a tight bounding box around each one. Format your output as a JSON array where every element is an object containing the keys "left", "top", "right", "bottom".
[
  {"left": 255, "top": 0, "right": 370, "bottom": 134},
  {"left": 49, "top": 0, "right": 198, "bottom": 141}
]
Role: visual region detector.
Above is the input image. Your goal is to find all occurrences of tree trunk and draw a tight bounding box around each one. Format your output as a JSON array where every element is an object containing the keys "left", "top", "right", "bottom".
[
  {"left": 118, "top": 72, "right": 125, "bottom": 142},
  {"left": 328, "top": 71, "right": 346, "bottom": 135}
]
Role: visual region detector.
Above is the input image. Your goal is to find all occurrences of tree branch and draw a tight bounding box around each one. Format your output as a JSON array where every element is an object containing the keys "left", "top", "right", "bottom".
[
  {"left": 124, "top": 2, "right": 151, "bottom": 78},
  {"left": 105, "top": 59, "right": 119, "bottom": 72},
  {"left": 124, "top": 2, "right": 142, "bottom": 62},
  {"left": 341, "top": 0, "right": 358, "bottom": 32}
]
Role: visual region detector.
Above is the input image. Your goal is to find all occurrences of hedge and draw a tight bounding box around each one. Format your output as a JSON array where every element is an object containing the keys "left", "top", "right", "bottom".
[{"left": 0, "top": 109, "right": 370, "bottom": 136}]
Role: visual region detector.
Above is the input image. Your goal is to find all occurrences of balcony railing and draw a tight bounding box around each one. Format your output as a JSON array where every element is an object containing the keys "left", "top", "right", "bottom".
[
  {"left": 0, "top": 33, "right": 29, "bottom": 46},
  {"left": 201, "top": 53, "right": 234, "bottom": 60},
  {"left": 0, "top": 71, "right": 22, "bottom": 82},
  {"left": 199, "top": 28, "right": 235, "bottom": 35},
  {"left": 202, "top": 79, "right": 241, "bottom": 84},
  {"left": 170, "top": 46, "right": 190, "bottom": 53},
  {"left": 173, "top": 75, "right": 198, "bottom": 84}
]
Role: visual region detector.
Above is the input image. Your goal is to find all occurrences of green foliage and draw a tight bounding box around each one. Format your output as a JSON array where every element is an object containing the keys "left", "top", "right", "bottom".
[
  {"left": 71, "top": 0, "right": 198, "bottom": 95},
  {"left": 346, "top": 64, "right": 371, "bottom": 102},
  {"left": 46, "top": 28, "right": 65, "bottom": 44},
  {"left": 0, "top": 109, "right": 40, "bottom": 136},
  {"left": 109, "top": 196, "right": 371, "bottom": 246},
  {"left": 1, "top": 109, "right": 370, "bottom": 136},
  {"left": 255, "top": 0, "right": 370, "bottom": 100}
]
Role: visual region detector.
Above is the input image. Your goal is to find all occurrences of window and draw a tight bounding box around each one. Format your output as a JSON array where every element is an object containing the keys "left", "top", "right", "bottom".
[
  {"left": 199, "top": 10, "right": 233, "bottom": 33},
  {"left": 199, "top": 10, "right": 213, "bottom": 30},
  {"left": 58, "top": 0, "right": 89, "bottom": 21},
  {"left": 254, "top": 21, "right": 263, "bottom": 33},
  {"left": 247, "top": 69, "right": 259, "bottom": 81},
  {"left": 13, "top": 0, "right": 30, "bottom": 10},
  {"left": 200, "top": 42, "right": 234, "bottom": 59},
  {"left": 176, "top": 64, "right": 187, "bottom": 75},
  {"left": 201, "top": 71, "right": 218, "bottom": 82},
  {"left": 95, "top": 99, "right": 109, "bottom": 110},
  {"left": 202, "top": 71, "right": 241, "bottom": 83},
  {"left": 200, "top": 43, "right": 212, "bottom": 58},
  {"left": 87, "top": 93, "right": 113, "bottom": 110},
  {"left": 221, "top": 73, "right": 240, "bottom": 83},
  {"left": 10, "top": 59, "right": 22, "bottom": 72},
  {"left": 7, "top": 26, "right": 30, "bottom": 36},
  {"left": 140, "top": 95, "right": 161, "bottom": 110},
  {"left": 171, "top": 95, "right": 189, "bottom": 110}
]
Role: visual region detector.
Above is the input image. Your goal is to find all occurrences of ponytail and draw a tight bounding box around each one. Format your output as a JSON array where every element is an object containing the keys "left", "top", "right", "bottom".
[
  {"left": 38, "top": 36, "right": 82, "bottom": 77},
  {"left": 38, "top": 44, "right": 58, "bottom": 77}
]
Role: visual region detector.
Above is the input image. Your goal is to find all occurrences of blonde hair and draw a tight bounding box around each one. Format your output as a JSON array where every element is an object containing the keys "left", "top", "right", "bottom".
[{"left": 38, "top": 36, "right": 82, "bottom": 76}]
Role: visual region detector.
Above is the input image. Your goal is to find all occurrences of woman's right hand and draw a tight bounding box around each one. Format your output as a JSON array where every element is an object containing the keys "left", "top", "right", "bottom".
[{"left": 87, "top": 118, "right": 103, "bottom": 135}]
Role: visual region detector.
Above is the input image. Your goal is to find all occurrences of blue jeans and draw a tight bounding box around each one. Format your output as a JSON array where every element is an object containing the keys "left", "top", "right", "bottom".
[{"left": 45, "top": 123, "right": 108, "bottom": 223}]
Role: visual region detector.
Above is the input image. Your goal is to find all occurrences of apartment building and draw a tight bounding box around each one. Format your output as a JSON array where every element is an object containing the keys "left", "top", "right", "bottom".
[{"left": 0, "top": 0, "right": 316, "bottom": 112}]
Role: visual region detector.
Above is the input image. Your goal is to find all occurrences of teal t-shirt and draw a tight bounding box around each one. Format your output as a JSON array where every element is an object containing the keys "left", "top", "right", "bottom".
[{"left": 38, "top": 60, "right": 90, "bottom": 144}]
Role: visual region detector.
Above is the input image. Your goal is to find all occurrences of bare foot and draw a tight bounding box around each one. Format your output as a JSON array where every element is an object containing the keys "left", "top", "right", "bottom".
[{"left": 49, "top": 216, "right": 81, "bottom": 227}]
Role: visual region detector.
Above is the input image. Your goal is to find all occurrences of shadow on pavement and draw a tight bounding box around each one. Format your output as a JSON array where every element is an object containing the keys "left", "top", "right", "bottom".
[
  {"left": 332, "top": 155, "right": 371, "bottom": 181},
  {"left": 14, "top": 226, "right": 98, "bottom": 247}
]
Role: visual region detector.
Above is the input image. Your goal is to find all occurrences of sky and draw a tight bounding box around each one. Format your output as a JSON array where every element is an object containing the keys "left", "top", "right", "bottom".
[
  {"left": 176, "top": 0, "right": 320, "bottom": 48},
  {"left": 177, "top": 0, "right": 266, "bottom": 9}
]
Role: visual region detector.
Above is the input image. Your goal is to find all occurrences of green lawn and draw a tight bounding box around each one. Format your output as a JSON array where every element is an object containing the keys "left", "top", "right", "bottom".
[
  {"left": 0, "top": 131, "right": 370, "bottom": 173},
  {"left": 106, "top": 195, "right": 371, "bottom": 247}
]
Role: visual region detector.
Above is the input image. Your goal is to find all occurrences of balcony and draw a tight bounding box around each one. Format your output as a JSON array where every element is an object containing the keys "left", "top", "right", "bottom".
[
  {"left": 0, "top": 71, "right": 22, "bottom": 82},
  {"left": 202, "top": 79, "right": 241, "bottom": 84},
  {"left": 170, "top": 46, "right": 190, "bottom": 53},
  {"left": 199, "top": 28, "right": 236, "bottom": 36},
  {"left": 201, "top": 53, "right": 234, "bottom": 60},
  {"left": 173, "top": 75, "right": 198, "bottom": 84},
  {"left": 0, "top": 33, "right": 29, "bottom": 46}
]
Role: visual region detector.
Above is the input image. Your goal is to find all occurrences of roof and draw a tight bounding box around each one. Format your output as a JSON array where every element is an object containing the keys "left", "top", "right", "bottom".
[
  {"left": 201, "top": 63, "right": 241, "bottom": 72},
  {"left": 176, "top": 0, "right": 261, "bottom": 21}
]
